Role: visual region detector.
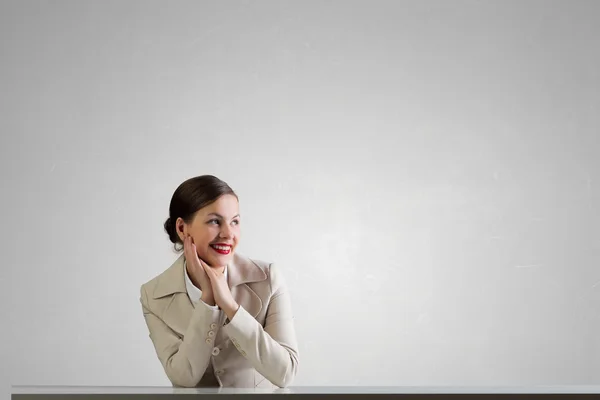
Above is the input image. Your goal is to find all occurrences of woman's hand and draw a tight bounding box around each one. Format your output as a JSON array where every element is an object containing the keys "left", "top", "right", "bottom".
[
  {"left": 183, "top": 236, "right": 215, "bottom": 306},
  {"left": 202, "top": 262, "right": 239, "bottom": 320}
]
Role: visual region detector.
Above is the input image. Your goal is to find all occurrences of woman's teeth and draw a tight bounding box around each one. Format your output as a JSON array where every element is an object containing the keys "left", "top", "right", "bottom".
[{"left": 211, "top": 244, "right": 231, "bottom": 254}]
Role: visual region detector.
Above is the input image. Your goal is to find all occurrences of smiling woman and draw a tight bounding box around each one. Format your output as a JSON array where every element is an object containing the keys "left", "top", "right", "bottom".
[{"left": 139, "top": 175, "right": 299, "bottom": 389}]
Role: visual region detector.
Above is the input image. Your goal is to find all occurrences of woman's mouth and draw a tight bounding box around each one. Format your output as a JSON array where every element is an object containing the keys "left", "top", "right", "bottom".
[{"left": 210, "top": 244, "right": 232, "bottom": 255}]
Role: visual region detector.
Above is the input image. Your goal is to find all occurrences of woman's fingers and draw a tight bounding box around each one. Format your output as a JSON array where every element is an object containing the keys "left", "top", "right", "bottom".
[
  {"left": 200, "top": 259, "right": 214, "bottom": 279},
  {"left": 183, "top": 236, "right": 192, "bottom": 260},
  {"left": 184, "top": 237, "right": 201, "bottom": 273},
  {"left": 184, "top": 237, "right": 199, "bottom": 264}
]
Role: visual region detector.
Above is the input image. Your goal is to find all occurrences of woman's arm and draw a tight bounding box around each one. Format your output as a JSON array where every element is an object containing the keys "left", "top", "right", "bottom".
[
  {"left": 221, "top": 263, "right": 299, "bottom": 388},
  {"left": 140, "top": 286, "right": 221, "bottom": 387}
]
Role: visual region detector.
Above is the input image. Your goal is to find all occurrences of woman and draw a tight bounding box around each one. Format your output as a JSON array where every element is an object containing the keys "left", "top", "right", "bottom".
[{"left": 140, "top": 175, "right": 299, "bottom": 388}]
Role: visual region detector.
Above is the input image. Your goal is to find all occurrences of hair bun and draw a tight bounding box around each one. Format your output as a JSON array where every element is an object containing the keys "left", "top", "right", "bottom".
[{"left": 164, "top": 217, "right": 177, "bottom": 244}]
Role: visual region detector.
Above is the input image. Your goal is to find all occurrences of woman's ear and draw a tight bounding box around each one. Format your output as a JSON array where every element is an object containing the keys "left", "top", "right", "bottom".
[{"left": 176, "top": 218, "right": 186, "bottom": 242}]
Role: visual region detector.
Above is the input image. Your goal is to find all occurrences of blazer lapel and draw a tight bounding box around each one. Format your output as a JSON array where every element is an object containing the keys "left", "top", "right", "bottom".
[
  {"left": 152, "top": 254, "right": 194, "bottom": 337},
  {"left": 228, "top": 253, "right": 268, "bottom": 319}
]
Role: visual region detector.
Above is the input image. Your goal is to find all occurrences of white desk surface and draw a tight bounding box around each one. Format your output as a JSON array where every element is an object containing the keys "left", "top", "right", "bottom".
[{"left": 11, "top": 385, "right": 600, "bottom": 394}]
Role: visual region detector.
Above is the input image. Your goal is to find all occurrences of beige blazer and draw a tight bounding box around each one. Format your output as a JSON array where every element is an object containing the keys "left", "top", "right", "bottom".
[{"left": 140, "top": 253, "right": 299, "bottom": 388}]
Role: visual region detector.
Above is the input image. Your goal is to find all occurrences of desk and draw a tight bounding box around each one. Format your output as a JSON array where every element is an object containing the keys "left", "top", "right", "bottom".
[{"left": 11, "top": 385, "right": 600, "bottom": 399}]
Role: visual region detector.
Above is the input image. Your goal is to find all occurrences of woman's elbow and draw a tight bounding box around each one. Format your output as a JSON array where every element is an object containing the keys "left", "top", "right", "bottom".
[
  {"left": 273, "top": 353, "right": 299, "bottom": 388},
  {"left": 164, "top": 360, "right": 199, "bottom": 388},
  {"left": 273, "top": 370, "right": 296, "bottom": 388},
  {"left": 274, "top": 376, "right": 293, "bottom": 388},
  {"left": 167, "top": 372, "right": 198, "bottom": 388}
]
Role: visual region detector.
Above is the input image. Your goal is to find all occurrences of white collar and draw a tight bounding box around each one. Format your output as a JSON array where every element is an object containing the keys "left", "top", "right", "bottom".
[{"left": 183, "top": 258, "right": 228, "bottom": 304}]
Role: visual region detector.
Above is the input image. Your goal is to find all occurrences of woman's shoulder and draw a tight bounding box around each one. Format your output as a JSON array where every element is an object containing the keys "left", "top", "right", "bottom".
[
  {"left": 140, "top": 254, "right": 185, "bottom": 301},
  {"left": 236, "top": 253, "right": 275, "bottom": 275},
  {"left": 239, "top": 254, "right": 288, "bottom": 289},
  {"left": 243, "top": 254, "right": 270, "bottom": 270}
]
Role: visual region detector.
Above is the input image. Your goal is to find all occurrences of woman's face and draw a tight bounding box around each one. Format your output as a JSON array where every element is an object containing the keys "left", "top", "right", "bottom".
[{"left": 176, "top": 194, "right": 240, "bottom": 268}]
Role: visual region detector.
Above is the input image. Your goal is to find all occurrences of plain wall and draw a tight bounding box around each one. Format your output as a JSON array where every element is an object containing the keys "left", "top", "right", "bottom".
[{"left": 1, "top": 0, "right": 599, "bottom": 397}]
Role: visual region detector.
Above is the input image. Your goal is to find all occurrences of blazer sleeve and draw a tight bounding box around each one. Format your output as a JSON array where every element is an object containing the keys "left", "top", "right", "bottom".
[
  {"left": 222, "top": 263, "right": 299, "bottom": 388},
  {"left": 140, "top": 285, "right": 221, "bottom": 387}
]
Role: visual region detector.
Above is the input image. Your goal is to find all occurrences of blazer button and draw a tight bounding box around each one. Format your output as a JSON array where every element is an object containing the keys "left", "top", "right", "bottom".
[
  {"left": 205, "top": 338, "right": 212, "bottom": 344},
  {"left": 207, "top": 330, "right": 215, "bottom": 337},
  {"left": 216, "top": 369, "right": 224, "bottom": 375},
  {"left": 210, "top": 323, "right": 217, "bottom": 329},
  {"left": 212, "top": 347, "right": 221, "bottom": 356}
]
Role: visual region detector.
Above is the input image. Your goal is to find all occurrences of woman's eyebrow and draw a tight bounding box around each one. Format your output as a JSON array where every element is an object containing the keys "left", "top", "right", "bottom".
[{"left": 207, "top": 213, "right": 240, "bottom": 219}]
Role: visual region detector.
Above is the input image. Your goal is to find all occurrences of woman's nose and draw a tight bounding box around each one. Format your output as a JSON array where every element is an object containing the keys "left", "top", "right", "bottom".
[{"left": 220, "top": 226, "right": 233, "bottom": 238}]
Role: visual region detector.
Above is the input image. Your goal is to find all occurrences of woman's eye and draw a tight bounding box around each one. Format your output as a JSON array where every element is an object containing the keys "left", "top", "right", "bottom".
[
  {"left": 232, "top": 220, "right": 240, "bottom": 226},
  {"left": 208, "top": 219, "right": 220, "bottom": 225}
]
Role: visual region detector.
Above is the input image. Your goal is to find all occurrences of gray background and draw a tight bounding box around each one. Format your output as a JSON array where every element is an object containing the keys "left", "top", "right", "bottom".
[{"left": 1, "top": 0, "right": 599, "bottom": 398}]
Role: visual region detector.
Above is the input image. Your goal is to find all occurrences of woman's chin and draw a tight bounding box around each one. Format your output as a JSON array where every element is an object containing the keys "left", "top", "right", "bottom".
[{"left": 208, "top": 252, "right": 234, "bottom": 267}]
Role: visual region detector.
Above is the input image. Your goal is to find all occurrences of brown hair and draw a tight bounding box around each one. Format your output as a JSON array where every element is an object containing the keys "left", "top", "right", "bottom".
[{"left": 164, "top": 175, "right": 238, "bottom": 251}]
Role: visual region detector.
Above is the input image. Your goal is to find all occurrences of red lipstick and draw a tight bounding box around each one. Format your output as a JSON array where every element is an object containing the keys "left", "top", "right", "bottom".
[{"left": 210, "top": 243, "right": 232, "bottom": 255}]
